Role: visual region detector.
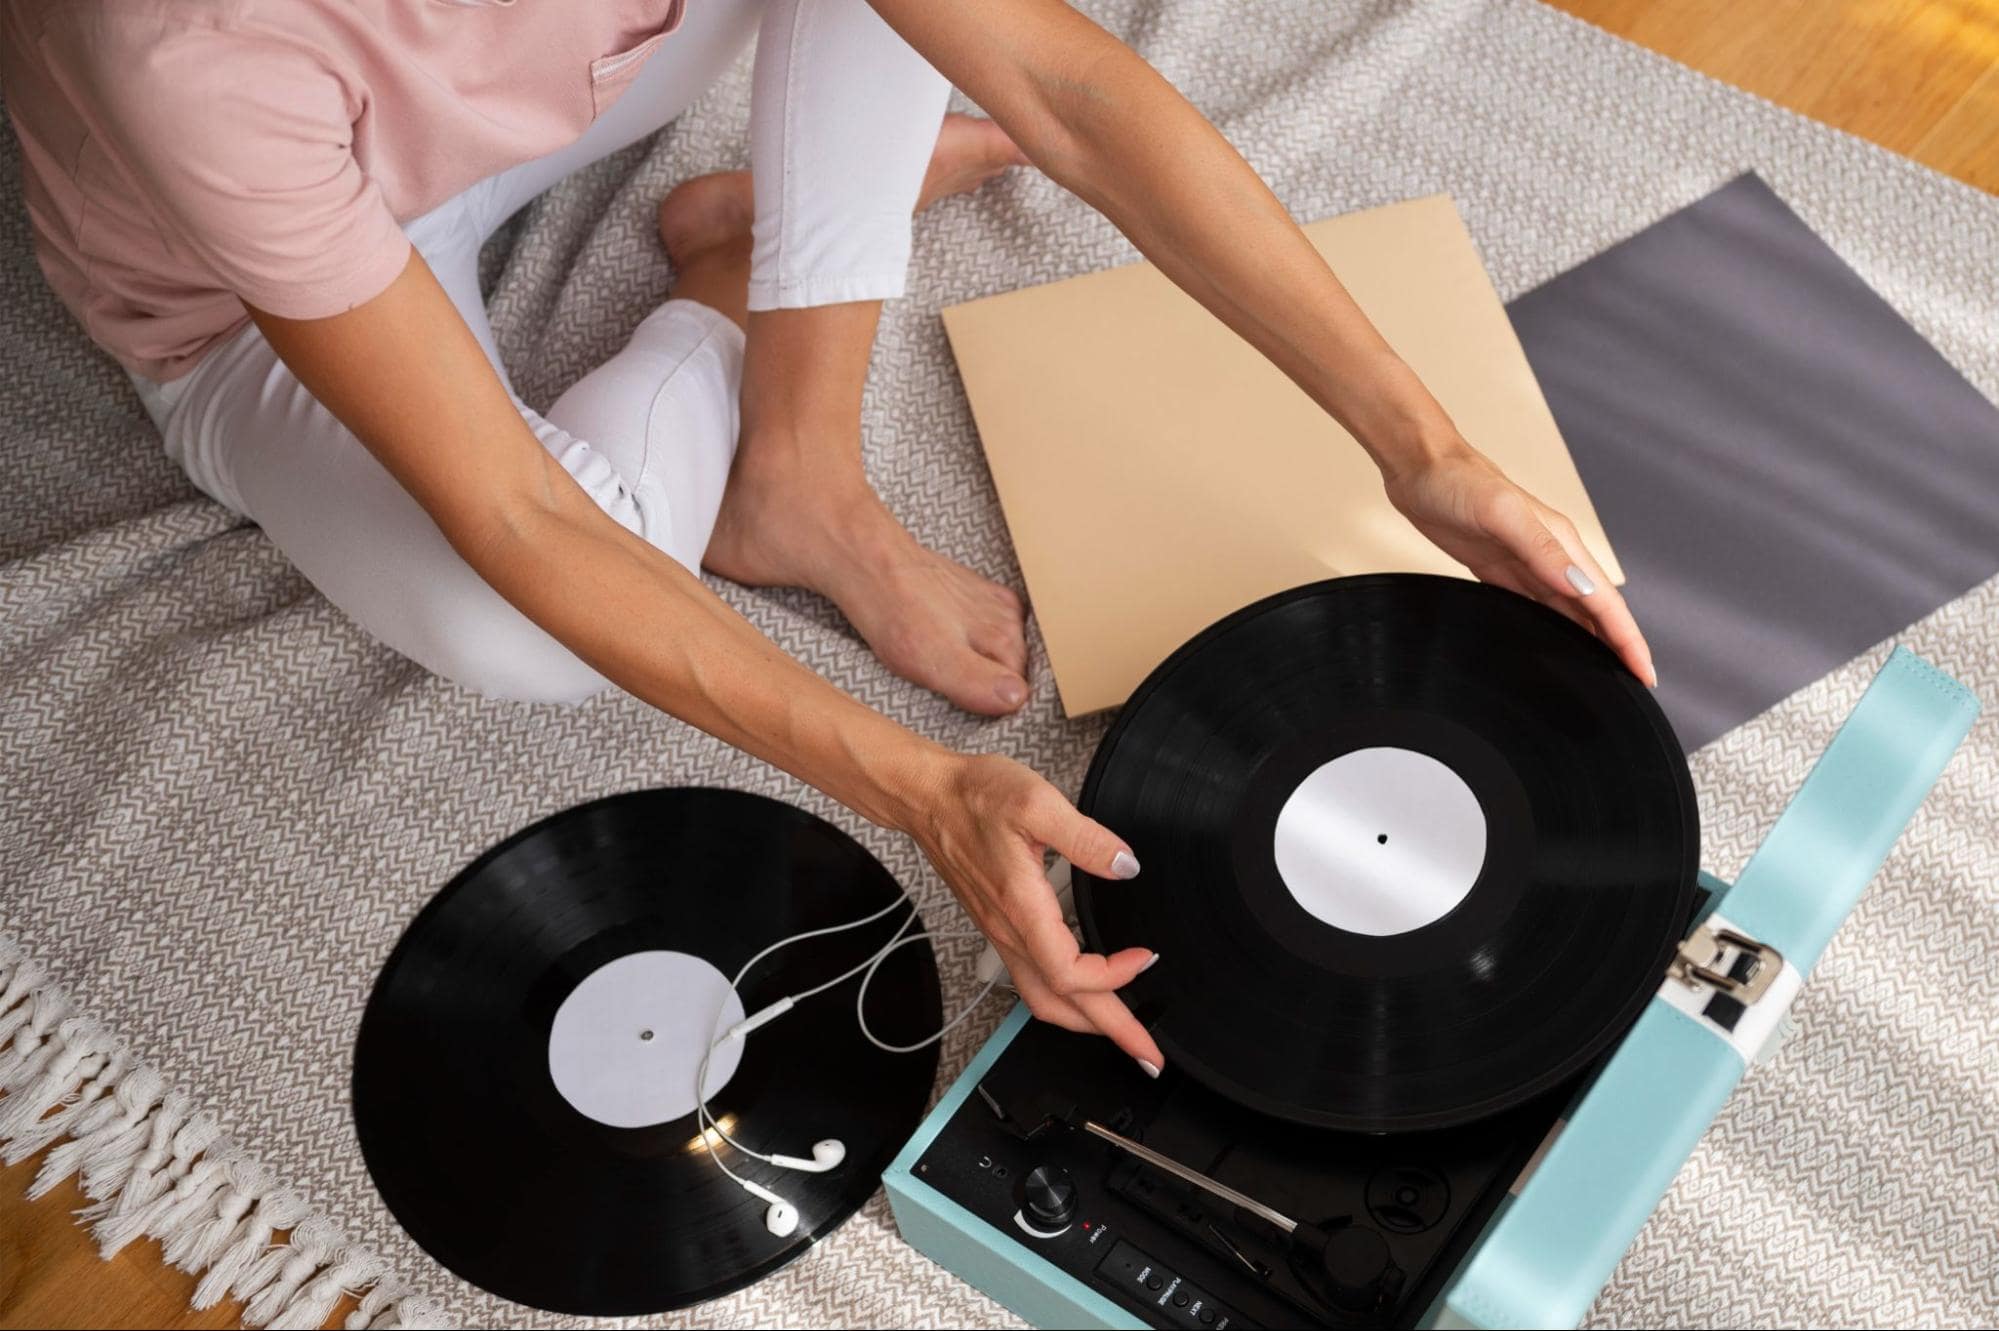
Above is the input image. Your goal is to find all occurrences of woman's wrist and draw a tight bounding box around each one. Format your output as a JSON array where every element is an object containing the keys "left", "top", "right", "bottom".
[
  {"left": 1377, "top": 420, "right": 1474, "bottom": 489},
  {"left": 848, "top": 731, "right": 961, "bottom": 838},
  {"left": 1341, "top": 351, "right": 1474, "bottom": 485}
]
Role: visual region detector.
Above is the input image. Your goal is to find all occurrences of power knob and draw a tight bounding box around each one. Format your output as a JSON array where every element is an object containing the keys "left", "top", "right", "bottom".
[{"left": 1021, "top": 1164, "right": 1078, "bottom": 1230}]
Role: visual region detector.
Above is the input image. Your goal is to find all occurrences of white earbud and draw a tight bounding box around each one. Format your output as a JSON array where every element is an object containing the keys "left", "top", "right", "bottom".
[
  {"left": 767, "top": 1138, "right": 846, "bottom": 1173},
  {"left": 690, "top": 886, "right": 1002, "bottom": 1240},
  {"left": 739, "top": 1179, "right": 800, "bottom": 1237}
]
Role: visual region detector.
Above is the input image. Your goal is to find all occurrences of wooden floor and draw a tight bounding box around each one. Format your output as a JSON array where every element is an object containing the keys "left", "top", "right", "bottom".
[
  {"left": 3, "top": 5, "right": 1995, "bottom": 1329},
  {"left": 1553, "top": 0, "right": 1999, "bottom": 193},
  {"left": 0, "top": 1152, "right": 255, "bottom": 1331}
]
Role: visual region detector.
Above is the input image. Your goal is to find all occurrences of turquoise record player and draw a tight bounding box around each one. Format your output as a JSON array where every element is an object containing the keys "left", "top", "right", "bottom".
[{"left": 883, "top": 647, "right": 1978, "bottom": 1329}]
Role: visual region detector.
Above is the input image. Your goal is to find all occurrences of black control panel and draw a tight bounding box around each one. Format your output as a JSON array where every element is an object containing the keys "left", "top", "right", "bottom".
[
  {"left": 1096, "top": 1237, "right": 1242, "bottom": 1327},
  {"left": 911, "top": 1020, "right": 1572, "bottom": 1329}
]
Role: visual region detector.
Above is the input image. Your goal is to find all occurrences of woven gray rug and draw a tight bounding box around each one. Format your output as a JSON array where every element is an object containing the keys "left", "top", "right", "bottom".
[{"left": 2, "top": 1, "right": 1994, "bottom": 1327}]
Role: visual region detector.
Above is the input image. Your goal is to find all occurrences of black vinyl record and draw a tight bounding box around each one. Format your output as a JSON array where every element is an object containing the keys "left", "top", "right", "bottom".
[
  {"left": 352, "top": 788, "right": 941, "bottom": 1316},
  {"left": 1077, "top": 575, "right": 1697, "bottom": 1133}
]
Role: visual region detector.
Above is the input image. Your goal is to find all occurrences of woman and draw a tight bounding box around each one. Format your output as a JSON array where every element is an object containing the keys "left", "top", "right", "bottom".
[{"left": 3, "top": 0, "right": 1652, "bottom": 1077}]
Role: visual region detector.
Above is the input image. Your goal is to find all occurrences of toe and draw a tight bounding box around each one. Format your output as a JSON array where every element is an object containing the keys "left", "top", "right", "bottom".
[
  {"left": 873, "top": 618, "right": 1024, "bottom": 716},
  {"left": 940, "top": 644, "right": 1029, "bottom": 717},
  {"left": 970, "top": 617, "right": 1028, "bottom": 679}
]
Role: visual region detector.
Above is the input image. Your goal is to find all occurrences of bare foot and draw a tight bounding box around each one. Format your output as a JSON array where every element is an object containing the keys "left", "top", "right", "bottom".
[
  {"left": 685, "top": 114, "right": 1035, "bottom": 715},
  {"left": 658, "top": 171, "right": 754, "bottom": 269},
  {"left": 918, "top": 114, "right": 1029, "bottom": 212},
  {"left": 659, "top": 112, "right": 1025, "bottom": 269},
  {"left": 708, "top": 473, "right": 1031, "bottom": 715},
  {"left": 657, "top": 173, "right": 754, "bottom": 328}
]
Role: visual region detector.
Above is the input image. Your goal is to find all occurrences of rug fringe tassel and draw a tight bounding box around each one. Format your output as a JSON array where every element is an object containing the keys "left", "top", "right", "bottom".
[
  {"left": 0, "top": 935, "right": 453, "bottom": 1328},
  {"left": 193, "top": 1189, "right": 312, "bottom": 1309}
]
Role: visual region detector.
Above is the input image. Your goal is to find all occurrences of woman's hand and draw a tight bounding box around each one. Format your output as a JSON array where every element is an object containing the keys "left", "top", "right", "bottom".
[
  {"left": 1384, "top": 446, "right": 1657, "bottom": 686},
  {"left": 901, "top": 752, "right": 1165, "bottom": 1075},
  {"left": 868, "top": 0, "right": 1658, "bottom": 694}
]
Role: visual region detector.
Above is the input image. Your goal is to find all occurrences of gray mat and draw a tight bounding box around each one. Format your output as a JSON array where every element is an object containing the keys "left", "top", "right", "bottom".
[
  {"left": 2, "top": 2, "right": 1996, "bottom": 1328},
  {"left": 1509, "top": 172, "right": 1999, "bottom": 752}
]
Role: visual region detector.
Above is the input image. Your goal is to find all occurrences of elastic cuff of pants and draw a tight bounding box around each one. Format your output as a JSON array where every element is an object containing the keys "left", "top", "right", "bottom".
[{"left": 745, "top": 269, "right": 911, "bottom": 311}]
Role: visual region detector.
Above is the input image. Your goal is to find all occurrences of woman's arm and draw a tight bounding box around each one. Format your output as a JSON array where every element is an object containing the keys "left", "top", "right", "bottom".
[
  {"left": 870, "top": 0, "right": 1656, "bottom": 685},
  {"left": 250, "top": 250, "right": 1167, "bottom": 1070}
]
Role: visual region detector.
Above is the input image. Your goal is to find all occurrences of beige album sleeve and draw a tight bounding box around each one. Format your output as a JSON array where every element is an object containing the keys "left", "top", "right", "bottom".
[{"left": 942, "top": 194, "right": 1621, "bottom": 716}]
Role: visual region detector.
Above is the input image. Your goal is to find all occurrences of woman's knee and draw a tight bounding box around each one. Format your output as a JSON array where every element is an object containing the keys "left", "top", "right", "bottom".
[
  {"left": 409, "top": 596, "right": 614, "bottom": 706},
  {"left": 542, "top": 299, "right": 744, "bottom": 572}
]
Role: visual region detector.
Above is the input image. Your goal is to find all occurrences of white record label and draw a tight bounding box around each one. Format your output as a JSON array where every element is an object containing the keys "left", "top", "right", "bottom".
[
  {"left": 1272, "top": 746, "right": 1487, "bottom": 936},
  {"left": 547, "top": 950, "right": 745, "bottom": 1129}
]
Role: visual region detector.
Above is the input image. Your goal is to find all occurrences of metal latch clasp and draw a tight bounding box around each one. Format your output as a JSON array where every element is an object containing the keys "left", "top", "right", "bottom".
[{"left": 1669, "top": 922, "right": 1783, "bottom": 1004}]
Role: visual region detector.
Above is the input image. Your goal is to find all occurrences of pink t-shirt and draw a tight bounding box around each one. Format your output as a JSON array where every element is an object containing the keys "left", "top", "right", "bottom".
[{"left": 1, "top": 0, "right": 686, "bottom": 381}]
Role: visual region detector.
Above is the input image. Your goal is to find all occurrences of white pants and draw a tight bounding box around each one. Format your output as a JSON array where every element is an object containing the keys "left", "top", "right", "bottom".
[{"left": 133, "top": 0, "right": 950, "bottom": 703}]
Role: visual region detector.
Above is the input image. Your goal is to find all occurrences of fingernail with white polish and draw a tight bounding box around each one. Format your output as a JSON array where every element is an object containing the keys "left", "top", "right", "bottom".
[
  {"left": 1140, "top": 951, "right": 1161, "bottom": 974},
  {"left": 1111, "top": 850, "right": 1141, "bottom": 880},
  {"left": 1137, "top": 1059, "right": 1161, "bottom": 1079},
  {"left": 1565, "top": 564, "right": 1597, "bottom": 597}
]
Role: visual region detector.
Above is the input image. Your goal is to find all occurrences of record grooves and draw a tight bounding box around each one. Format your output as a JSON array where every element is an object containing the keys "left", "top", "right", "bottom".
[
  {"left": 352, "top": 788, "right": 941, "bottom": 1316},
  {"left": 1076, "top": 574, "right": 1697, "bottom": 1133}
]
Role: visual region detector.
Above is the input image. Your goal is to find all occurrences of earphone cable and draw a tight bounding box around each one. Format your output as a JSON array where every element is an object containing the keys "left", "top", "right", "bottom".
[{"left": 693, "top": 895, "right": 1003, "bottom": 1181}]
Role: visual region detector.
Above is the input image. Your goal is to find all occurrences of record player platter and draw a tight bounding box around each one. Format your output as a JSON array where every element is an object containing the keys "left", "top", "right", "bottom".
[{"left": 1077, "top": 574, "right": 1698, "bottom": 1133}]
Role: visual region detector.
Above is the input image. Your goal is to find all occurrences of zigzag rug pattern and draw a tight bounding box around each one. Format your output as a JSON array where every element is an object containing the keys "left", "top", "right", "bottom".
[{"left": 2, "top": 2, "right": 1996, "bottom": 1326}]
